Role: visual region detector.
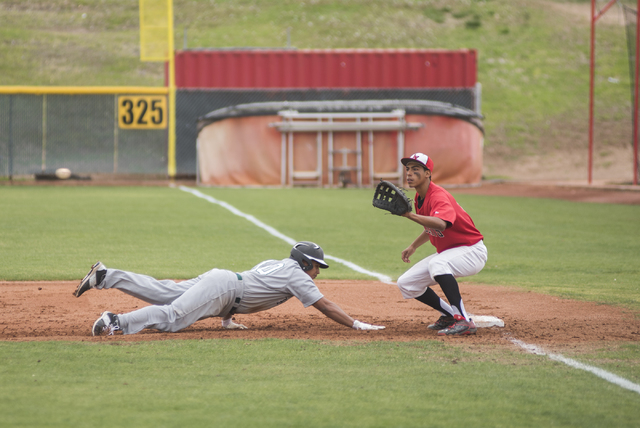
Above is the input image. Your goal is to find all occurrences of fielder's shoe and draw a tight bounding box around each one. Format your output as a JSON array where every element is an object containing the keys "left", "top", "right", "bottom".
[
  {"left": 437, "top": 314, "right": 477, "bottom": 336},
  {"left": 74, "top": 262, "right": 107, "bottom": 297},
  {"left": 92, "top": 311, "right": 121, "bottom": 336},
  {"left": 427, "top": 316, "right": 455, "bottom": 331}
]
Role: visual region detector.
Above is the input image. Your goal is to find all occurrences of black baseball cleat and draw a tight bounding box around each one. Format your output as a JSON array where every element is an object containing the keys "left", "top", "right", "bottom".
[
  {"left": 427, "top": 316, "right": 455, "bottom": 331},
  {"left": 74, "top": 262, "right": 107, "bottom": 297},
  {"left": 92, "top": 311, "right": 121, "bottom": 336},
  {"left": 437, "top": 314, "right": 477, "bottom": 336}
]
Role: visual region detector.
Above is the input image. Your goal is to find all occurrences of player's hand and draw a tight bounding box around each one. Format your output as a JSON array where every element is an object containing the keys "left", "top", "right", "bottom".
[
  {"left": 352, "top": 320, "right": 385, "bottom": 330},
  {"left": 222, "top": 319, "right": 248, "bottom": 330},
  {"left": 401, "top": 246, "right": 415, "bottom": 263}
]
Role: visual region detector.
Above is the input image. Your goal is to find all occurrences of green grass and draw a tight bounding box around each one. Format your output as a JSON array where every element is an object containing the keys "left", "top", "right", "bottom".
[
  {"left": 566, "top": 343, "right": 640, "bottom": 384},
  {"left": 0, "top": 186, "right": 289, "bottom": 279},
  {"left": 1, "top": 186, "right": 640, "bottom": 311},
  {"left": 0, "top": 0, "right": 636, "bottom": 152},
  {"left": 1, "top": 340, "right": 639, "bottom": 428}
]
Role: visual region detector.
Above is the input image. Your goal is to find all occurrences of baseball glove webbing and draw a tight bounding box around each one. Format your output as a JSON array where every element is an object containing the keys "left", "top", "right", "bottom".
[{"left": 372, "top": 180, "right": 412, "bottom": 216}]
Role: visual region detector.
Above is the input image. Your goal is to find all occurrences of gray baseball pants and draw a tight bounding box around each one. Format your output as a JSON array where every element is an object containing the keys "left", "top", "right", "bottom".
[{"left": 98, "top": 268, "right": 243, "bottom": 334}]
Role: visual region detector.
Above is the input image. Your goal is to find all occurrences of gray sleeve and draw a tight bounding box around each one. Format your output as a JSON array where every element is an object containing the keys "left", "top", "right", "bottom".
[
  {"left": 287, "top": 265, "right": 324, "bottom": 308},
  {"left": 238, "top": 259, "right": 323, "bottom": 312}
]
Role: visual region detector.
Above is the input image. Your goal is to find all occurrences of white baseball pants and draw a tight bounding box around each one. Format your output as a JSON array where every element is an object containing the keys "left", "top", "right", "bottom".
[{"left": 396, "top": 240, "right": 488, "bottom": 299}]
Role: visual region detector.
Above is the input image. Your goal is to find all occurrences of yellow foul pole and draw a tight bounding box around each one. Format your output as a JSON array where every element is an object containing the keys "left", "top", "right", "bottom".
[{"left": 167, "top": 0, "right": 176, "bottom": 178}]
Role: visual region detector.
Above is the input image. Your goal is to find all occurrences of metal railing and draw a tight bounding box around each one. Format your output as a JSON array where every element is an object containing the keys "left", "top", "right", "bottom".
[{"left": 270, "top": 109, "right": 423, "bottom": 187}]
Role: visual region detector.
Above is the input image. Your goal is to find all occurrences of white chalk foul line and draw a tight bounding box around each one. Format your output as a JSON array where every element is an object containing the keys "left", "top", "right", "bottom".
[
  {"left": 509, "top": 338, "right": 640, "bottom": 395},
  {"left": 180, "top": 186, "right": 393, "bottom": 284}
]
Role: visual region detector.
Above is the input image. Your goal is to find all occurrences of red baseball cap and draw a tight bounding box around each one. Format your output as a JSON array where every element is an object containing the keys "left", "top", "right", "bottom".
[{"left": 401, "top": 153, "right": 434, "bottom": 171}]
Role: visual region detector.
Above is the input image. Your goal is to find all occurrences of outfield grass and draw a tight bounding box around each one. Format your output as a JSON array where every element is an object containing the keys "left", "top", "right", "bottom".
[
  {"left": 1, "top": 340, "right": 639, "bottom": 428},
  {"left": 3, "top": 185, "right": 638, "bottom": 309}
]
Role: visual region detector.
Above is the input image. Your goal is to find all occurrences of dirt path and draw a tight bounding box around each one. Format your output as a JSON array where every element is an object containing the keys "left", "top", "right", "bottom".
[
  {"left": 1, "top": 280, "right": 638, "bottom": 351},
  {"left": 448, "top": 181, "right": 640, "bottom": 205}
]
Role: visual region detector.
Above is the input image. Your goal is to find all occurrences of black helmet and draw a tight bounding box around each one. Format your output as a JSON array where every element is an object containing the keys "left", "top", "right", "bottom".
[{"left": 290, "top": 241, "right": 329, "bottom": 272}]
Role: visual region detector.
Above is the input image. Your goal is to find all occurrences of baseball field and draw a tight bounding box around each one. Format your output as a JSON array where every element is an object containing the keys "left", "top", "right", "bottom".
[
  {"left": 1, "top": 181, "right": 639, "bottom": 427},
  {"left": 2, "top": 1, "right": 640, "bottom": 425}
]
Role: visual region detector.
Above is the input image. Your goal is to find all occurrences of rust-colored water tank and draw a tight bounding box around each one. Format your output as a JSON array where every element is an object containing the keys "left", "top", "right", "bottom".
[{"left": 196, "top": 100, "right": 484, "bottom": 187}]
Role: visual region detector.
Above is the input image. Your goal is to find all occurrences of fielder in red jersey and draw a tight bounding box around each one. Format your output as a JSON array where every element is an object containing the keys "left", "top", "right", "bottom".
[{"left": 396, "top": 153, "right": 488, "bottom": 336}]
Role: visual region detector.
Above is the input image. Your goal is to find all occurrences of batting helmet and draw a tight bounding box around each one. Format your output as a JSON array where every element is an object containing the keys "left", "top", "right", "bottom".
[{"left": 290, "top": 241, "right": 329, "bottom": 272}]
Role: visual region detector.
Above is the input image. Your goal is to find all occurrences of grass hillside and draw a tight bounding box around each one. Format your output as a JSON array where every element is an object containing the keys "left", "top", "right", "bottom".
[{"left": 0, "top": 0, "right": 637, "bottom": 181}]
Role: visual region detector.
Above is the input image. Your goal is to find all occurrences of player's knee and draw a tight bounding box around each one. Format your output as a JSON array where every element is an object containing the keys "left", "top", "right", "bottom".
[
  {"left": 397, "top": 273, "right": 418, "bottom": 294},
  {"left": 396, "top": 274, "right": 408, "bottom": 291},
  {"left": 396, "top": 275, "right": 422, "bottom": 299}
]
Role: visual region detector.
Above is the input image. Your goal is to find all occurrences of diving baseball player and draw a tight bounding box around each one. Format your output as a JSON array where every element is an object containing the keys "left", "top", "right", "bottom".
[
  {"left": 74, "top": 241, "right": 385, "bottom": 336},
  {"left": 396, "top": 153, "right": 488, "bottom": 336}
]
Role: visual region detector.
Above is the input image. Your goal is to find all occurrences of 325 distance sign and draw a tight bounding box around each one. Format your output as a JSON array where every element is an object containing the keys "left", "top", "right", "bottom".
[{"left": 118, "top": 96, "right": 167, "bottom": 129}]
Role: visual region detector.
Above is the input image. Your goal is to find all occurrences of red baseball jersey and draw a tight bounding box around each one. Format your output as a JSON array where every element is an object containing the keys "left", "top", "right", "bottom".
[{"left": 414, "top": 183, "right": 484, "bottom": 253}]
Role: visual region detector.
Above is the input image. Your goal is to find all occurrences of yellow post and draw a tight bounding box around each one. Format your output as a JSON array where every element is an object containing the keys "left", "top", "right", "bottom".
[
  {"left": 139, "top": 0, "right": 175, "bottom": 177},
  {"left": 167, "top": 0, "right": 176, "bottom": 178}
]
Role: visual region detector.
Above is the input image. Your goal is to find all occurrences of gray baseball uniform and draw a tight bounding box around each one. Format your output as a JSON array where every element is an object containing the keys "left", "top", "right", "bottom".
[{"left": 96, "top": 258, "right": 324, "bottom": 335}]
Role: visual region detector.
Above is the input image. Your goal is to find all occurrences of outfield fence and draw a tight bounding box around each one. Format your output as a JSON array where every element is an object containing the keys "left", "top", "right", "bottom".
[
  {"left": 0, "top": 85, "right": 479, "bottom": 179},
  {"left": 0, "top": 87, "right": 170, "bottom": 178}
]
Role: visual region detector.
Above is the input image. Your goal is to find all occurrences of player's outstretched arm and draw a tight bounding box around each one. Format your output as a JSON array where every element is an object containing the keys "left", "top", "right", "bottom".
[
  {"left": 402, "top": 211, "right": 448, "bottom": 231},
  {"left": 312, "top": 297, "right": 385, "bottom": 330}
]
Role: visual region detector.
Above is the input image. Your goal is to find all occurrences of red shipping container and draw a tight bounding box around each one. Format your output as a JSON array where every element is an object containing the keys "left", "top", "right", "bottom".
[{"left": 172, "top": 49, "right": 477, "bottom": 89}]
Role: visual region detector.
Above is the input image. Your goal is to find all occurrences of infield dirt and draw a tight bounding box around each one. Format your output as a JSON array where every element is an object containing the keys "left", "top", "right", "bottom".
[{"left": 1, "top": 279, "right": 639, "bottom": 351}]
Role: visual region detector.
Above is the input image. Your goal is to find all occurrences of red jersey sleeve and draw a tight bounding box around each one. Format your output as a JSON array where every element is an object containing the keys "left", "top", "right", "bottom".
[{"left": 428, "top": 192, "right": 456, "bottom": 226}]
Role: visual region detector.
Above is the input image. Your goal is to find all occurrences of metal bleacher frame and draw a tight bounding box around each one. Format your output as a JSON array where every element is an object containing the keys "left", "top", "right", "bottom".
[{"left": 271, "top": 109, "right": 423, "bottom": 187}]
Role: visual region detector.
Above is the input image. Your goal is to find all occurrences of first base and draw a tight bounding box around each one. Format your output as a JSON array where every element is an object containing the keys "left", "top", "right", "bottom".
[{"left": 469, "top": 315, "right": 505, "bottom": 328}]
